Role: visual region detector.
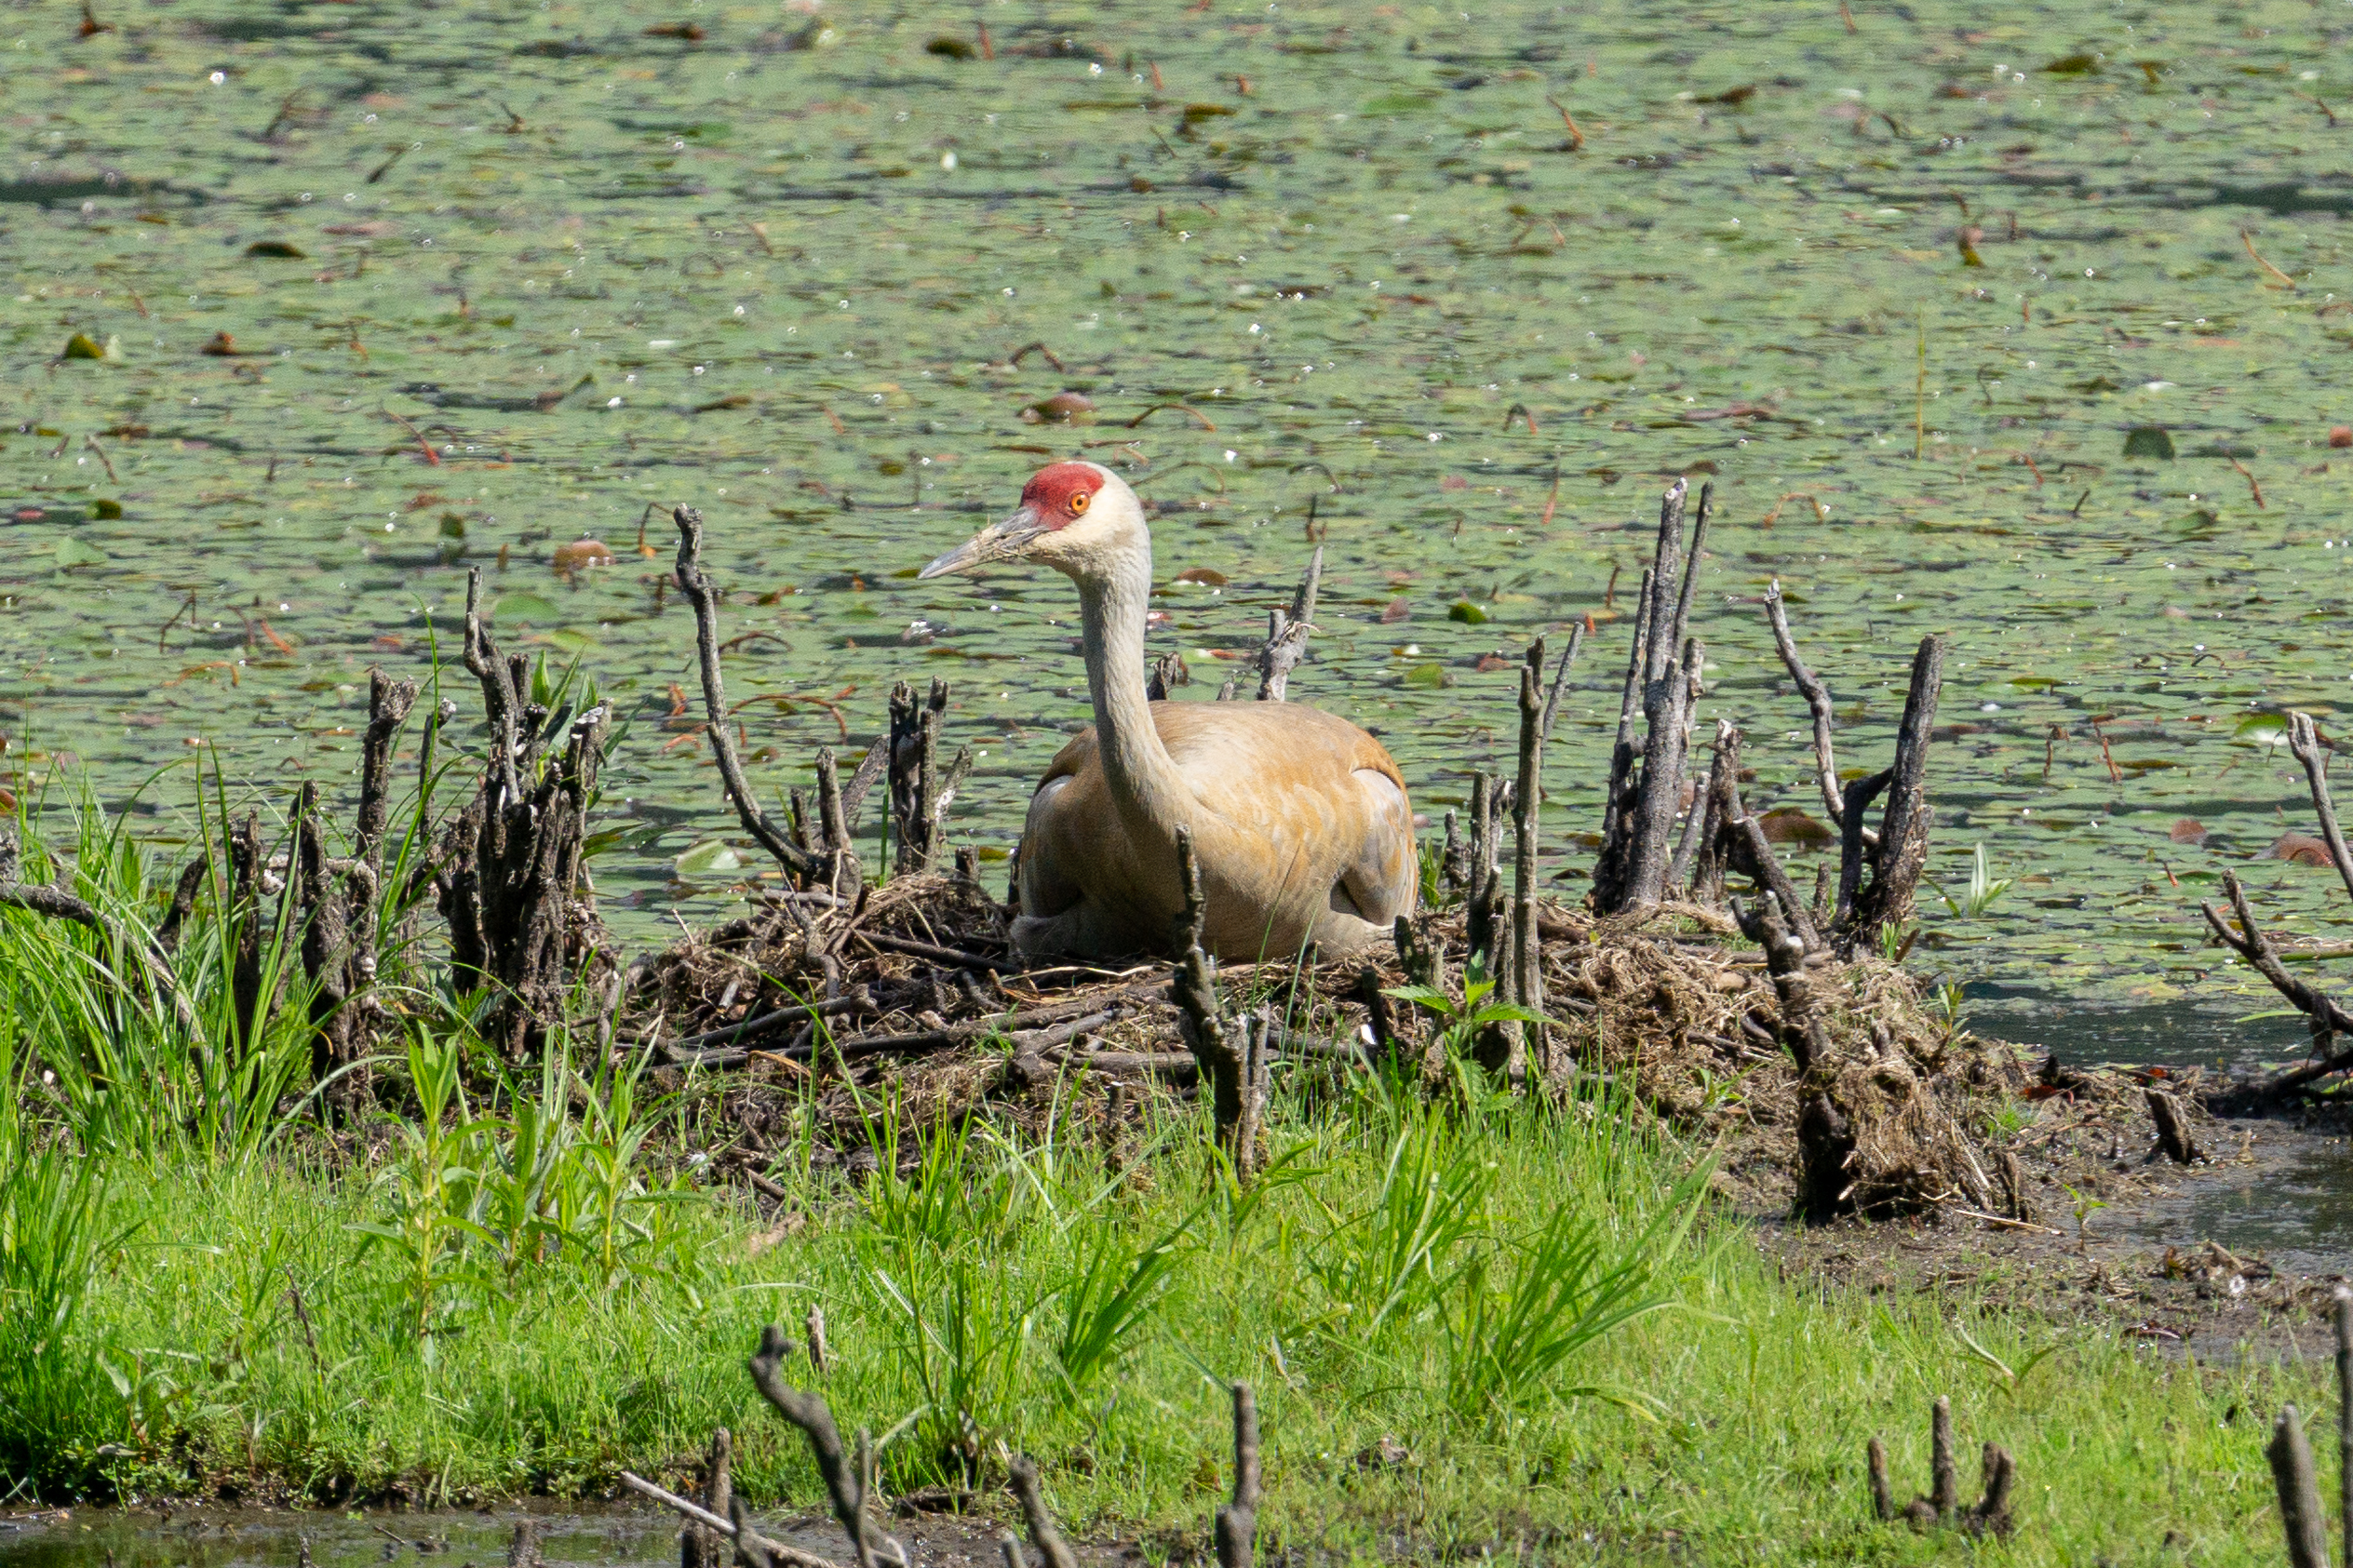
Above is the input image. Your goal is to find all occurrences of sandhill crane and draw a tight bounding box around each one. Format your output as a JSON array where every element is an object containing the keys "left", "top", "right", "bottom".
[{"left": 920, "top": 462, "right": 1419, "bottom": 961}]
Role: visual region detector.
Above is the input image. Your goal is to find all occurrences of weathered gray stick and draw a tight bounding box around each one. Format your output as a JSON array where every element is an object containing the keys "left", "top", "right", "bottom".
[
  {"left": 674, "top": 509, "right": 813, "bottom": 878},
  {"left": 1510, "top": 646, "right": 1545, "bottom": 1085},
  {"left": 615, "top": 1472, "right": 842, "bottom": 1568},
  {"left": 1764, "top": 581, "right": 1848, "bottom": 831},
  {"left": 2291, "top": 712, "right": 2353, "bottom": 907},
  {"left": 1213, "top": 1383, "right": 1262, "bottom": 1568},
  {"left": 1929, "top": 1395, "right": 1956, "bottom": 1521},
  {"left": 1006, "top": 1457, "right": 1079, "bottom": 1568},
  {"left": 2338, "top": 1286, "right": 2353, "bottom": 1567},
  {"left": 746, "top": 1324, "right": 896, "bottom": 1568},
  {"left": 1256, "top": 545, "right": 1323, "bottom": 702},
  {"left": 2271, "top": 1403, "right": 2333, "bottom": 1568}
]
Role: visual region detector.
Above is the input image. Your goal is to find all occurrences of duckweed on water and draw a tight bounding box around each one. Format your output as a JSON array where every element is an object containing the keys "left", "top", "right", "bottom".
[{"left": 11, "top": 1, "right": 2353, "bottom": 1027}]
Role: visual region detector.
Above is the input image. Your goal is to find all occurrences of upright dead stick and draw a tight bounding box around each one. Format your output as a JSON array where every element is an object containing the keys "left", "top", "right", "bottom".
[
  {"left": 1256, "top": 546, "right": 1322, "bottom": 701},
  {"left": 1213, "top": 1383, "right": 1261, "bottom": 1568},
  {"left": 1929, "top": 1396, "right": 1956, "bottom": 1521},
  {"left": 1537, "top": 622, "right": 1585, "bottom": 743},
  {"left": 1764, "top": 581, "right": 1847, "bottom": 830},
  {"left": 2338, "top": 1286, "right": 2353, "bottom": 1566},
  {"left": 1842, "top": 636, "right": 1943, "bottom": 945},
  {"left": 1005, "top": 1458, "right": 1079, "bottom": 1568},
  {"left": 673, "top": 507, "right": 813, "bottom": 879},
  {"left": 746, "top": 1324, "right": 896, "bottom": 1568},
  {"left": 1510, "top": 644, "right": 1545, "bottom": 1085},
  {"left": 2271, "top": 1404, "right": 2333, "bottom": 1568},
  {"left": 1866, "top": 1436, "right": 1895, "bottom": 1521},
  {"left": 2290, "top": 712, "right": 2353, "bottom": 906}
]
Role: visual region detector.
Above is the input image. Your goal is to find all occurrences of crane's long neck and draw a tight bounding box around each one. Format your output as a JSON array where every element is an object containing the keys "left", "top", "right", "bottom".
[{"left": 1074, "top": 535, "right": 1194, "bottom": 844}]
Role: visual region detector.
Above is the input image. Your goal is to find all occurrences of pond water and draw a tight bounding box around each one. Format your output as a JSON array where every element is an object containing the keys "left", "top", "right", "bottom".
[
  {"left": 8, "top": 0, "right": 2353, "bottom": 1021},
  {"left": 0, "top": 1507, "right": 1022, "bottom": 1568}
]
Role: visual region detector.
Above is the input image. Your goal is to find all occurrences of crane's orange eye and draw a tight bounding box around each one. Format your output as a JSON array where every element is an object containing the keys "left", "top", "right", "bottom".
[{"left": 1069, "top": 490, "right": 1091, "bottom": 516}]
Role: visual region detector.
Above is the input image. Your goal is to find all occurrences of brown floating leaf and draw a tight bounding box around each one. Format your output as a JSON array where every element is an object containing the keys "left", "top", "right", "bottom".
[
  {"left": 246, "top": 240, "right": 307, "bottom": 259},
  {"left": 553, "top": 538, "right": 618, "bottom": 571},
  {"left": 1173, "top": 567, "right": 1229, "bottom": 586},
  {"left": 2271, "top": 831, "right": 2333, "bottom": 866},
  {"left": 2169, "top": 818, "right": 2208, "bottom": 846},
  {"left": 644, "top": 21, "right": 705, "bottom": 38},
  {"left": 1380, "top": 597, "right": 1411, "bottom": 623},
  {"left": 1020, "top": 391, "right": 1096, "bottom": 423},
  {"left": 2331, "top": 426, "right": 2353, "bottom": 449}
]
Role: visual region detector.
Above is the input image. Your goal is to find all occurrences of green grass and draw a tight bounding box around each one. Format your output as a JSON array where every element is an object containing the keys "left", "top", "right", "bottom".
[
  {"left": 0, "top": 799, "right": 2322, "bottom": 1561},
  {"left": 0, "top": 1068, "right": 2319, "bottom": 1563}
]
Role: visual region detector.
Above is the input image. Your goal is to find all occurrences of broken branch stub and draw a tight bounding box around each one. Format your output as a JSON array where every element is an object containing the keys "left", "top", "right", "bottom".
[
  {"left": 438, "top": 569, "right": 610, "bottom": 1062},
  {"left": 1593, "top": 481, "right": 1711, "bottom": 913},
  {"left": 1836, "top": 636, "right": 1944, "bottom": 950},
  {"left": 1255, "top": 544, "right": 1322, "bottom": 702},
  {"left": 1213, "top": 1382, "right": 1262, "bottom": 1568}
]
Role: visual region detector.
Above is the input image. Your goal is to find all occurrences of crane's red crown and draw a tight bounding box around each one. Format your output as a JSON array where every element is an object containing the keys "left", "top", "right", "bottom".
[{"left": 1019, "top": 462, "right": 1100, "bottom": 528}]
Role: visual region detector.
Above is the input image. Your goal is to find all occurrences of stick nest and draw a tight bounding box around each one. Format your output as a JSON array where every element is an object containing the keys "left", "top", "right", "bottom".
[{"left": 625, "top": 878, "right": 2066, "bottom": 1221}]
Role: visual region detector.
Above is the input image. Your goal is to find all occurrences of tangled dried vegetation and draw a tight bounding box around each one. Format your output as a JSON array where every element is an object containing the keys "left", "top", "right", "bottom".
[{"left": 616, "top": 488, "right": 2093, "bottom": 1226}]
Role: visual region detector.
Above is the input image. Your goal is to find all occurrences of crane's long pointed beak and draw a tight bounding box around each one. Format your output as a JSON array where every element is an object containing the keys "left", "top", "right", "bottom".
[{"left": 919, "top": 506, "right": 1047, "bottom": 579}]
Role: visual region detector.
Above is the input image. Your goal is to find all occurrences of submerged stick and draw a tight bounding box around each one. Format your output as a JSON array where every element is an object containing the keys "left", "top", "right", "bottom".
[
  {"left": 674, "top": 508, "right": 813, "bottom": 879},
  {"left": 615, "top": 1473, "right": 843, "bottom": 1568}
]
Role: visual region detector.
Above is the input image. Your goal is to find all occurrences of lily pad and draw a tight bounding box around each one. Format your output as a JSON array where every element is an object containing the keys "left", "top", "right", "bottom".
[{"left": 675, "top": 839, "right": 750, "bottom": 876}]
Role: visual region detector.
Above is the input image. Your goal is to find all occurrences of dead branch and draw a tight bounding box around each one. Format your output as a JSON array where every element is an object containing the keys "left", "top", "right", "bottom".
[
  {"left": 1170, "top": 826, "right": 1268, "bottom": 1180},
  {"left": 615, "top": 1471, "right": 843, "bottom": 1568},
  {"left": 1594, "top": 481, "right": 1711, "bottom": 913},
  {"left": 1005, "top": 1458, "right": 1079, "bottom": 1568},
  {"left": 746, "top": 1324, "right": 900, "bottom": 1568},
  {"left": 1256, "top": 545, "right": 1323, "bottom": 701},
  {"left": 0, "top": 863, "right": 197, "bottom": 1039},
  {"left": 1837, "top": 637, "right": 1943, "bottom": 948},
  {"left": 1213, "top": 1382, "right": 1261, "bottom": 1568},
  {"left": 2289, "top": 711, "right": 2353, "bottom": 905},
  {"left": 672, "top": 507, "right": 814, "bottom": 880},
  {"left": 1508, "top": 643, "right": 1547, "bottom": 1087},
  {"left": 1537, "top": 621, "right": 1585, "bottom": 743},
  {"left": 1764, "top": 582, "right": 1851, "bottom": 832},
  {"left": 2272, "top": 1404, "right": 2333, "bottom": 1568}
]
